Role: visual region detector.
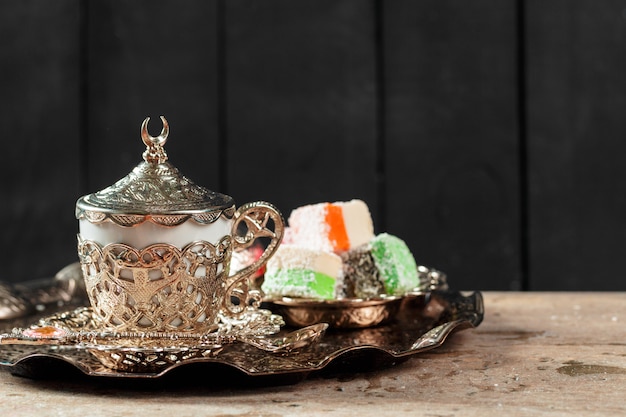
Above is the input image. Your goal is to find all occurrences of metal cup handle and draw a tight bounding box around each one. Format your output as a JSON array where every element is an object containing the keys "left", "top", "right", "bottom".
[{"left": 222, "top": 201, "right": 284, "bottom": 316}]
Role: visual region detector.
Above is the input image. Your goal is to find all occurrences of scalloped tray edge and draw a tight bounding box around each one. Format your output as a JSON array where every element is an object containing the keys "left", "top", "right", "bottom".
[{"left": 0, "top": 291, "right": 484, "bottom": 381}]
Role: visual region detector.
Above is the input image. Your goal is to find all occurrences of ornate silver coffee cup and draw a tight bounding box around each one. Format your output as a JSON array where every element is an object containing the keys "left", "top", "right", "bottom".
[{"left": 75, "top": 116, "right": 284, "bottom": 333}]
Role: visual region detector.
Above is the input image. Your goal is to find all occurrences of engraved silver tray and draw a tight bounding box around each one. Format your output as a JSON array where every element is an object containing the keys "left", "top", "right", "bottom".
[{"left": 0, "top": 290, "right": 483, "bottom": 383}]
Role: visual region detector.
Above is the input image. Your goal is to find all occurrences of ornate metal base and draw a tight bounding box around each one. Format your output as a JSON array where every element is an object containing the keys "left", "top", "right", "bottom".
[
  {"left": 0, "top": 305, "right": 329, "bottom": 373},
  {"left": 0, "top": 291, "right": 483, "bottom": 381}
]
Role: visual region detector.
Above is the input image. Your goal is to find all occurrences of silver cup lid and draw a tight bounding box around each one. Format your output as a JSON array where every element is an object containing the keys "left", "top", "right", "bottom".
[{"left": 75, "top": 116, "right": 235, "bottom": 227}]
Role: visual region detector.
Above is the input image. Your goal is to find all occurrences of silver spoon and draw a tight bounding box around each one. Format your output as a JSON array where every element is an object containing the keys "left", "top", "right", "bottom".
[
  {"left": 236, "top": 323, "right": 329, "bottom": 353},
  {"left": 0, "top": 263, "right": 85, "bottom": 321}
]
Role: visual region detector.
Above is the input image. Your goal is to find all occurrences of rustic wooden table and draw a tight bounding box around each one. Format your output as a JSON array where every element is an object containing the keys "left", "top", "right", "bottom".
[{"left": 0, "top": 292, "right": 624, "bottom": 416}]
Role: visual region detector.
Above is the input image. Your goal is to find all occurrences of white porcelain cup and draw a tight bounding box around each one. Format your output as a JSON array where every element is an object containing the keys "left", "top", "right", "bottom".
[{"left": 77, "top": 201, "right": 284, "bottom": 333}]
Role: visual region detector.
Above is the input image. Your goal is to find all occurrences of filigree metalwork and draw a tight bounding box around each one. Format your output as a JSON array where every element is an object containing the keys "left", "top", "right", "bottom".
[
  {"left": 0, "top": 284, "right": 29, "bottom": 321},
  {"left": 0, "top": 263, "right": 85, "bottom": 321},
  {"left": 0, "top": 306, "right": 327, "bottom": 372},
  {"left": 223, "top": 202, "right": 285, "bottom": 316},
  {"left": 90, "top": 345, "right": 224, "bottom": 373},
  {"left": 0, "top": 291, "right": 483, "bottom": 380},
  {"left": 75, "top": 116, "right": 236, "bottom": 227},
  {"left": 75, "top": 158, "right": 236, "bottom": 226},
  {"left": 141, "top": 115, "right": 170, "bottom": 164},
  {"left": 269, "top": 296, "right": 405, "bottom": 329},
  {"left": 417, "top": 265, "right": 449, "bottom": 292},
  {"left": 76, "top": 201, "right": 284, "bottom": 333},
  {"left": 265, "top": 264, "right": 449, "bottom": 329},
  {"left": 77, "top": 238, "right": 231, "bottom": 333}
]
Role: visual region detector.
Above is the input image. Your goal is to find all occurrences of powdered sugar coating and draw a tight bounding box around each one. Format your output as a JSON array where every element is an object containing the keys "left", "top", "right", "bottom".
[
  {"left": 287, "top": 199, "right": 374, "bottom": 253},
  {"left": 370, "top": 233, "right": 419, "bottom": 295},
  {"left": 287, "top": 203, "right": 333, "bottom": 252},
  {"left": 264, "top": 200, "right": 419, "bottom": 300},
  {"left": 263, "top": 244, "right": 343, "bottom": 299},
  {"left": 336, "top": 200, "right": 375, "bottom": 249}
]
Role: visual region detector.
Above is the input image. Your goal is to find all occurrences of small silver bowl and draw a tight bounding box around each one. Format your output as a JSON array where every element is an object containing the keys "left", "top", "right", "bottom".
[
  {"left": 264, "top": 264, "right": 446, "bottom": 329},
  {"left": 266, "top": 294, "right": 421, "bottom": 329}
]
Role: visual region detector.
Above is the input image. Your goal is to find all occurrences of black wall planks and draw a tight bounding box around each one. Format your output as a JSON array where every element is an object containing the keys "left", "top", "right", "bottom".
[
  {"left": 383, "top": 1, "right": 523, "bottom": 290},
  {"left": 222, "top": 0, "right": 380, "bottom": 221},
  {"left": 84, "top": 0, "right": 221, "bottom": 194},
  {"left": 0, "top": 0, "right": 81, "bottom": 281},
  {"left": 2, "top": 2, "right": 626, "bottom": 290},
  {"left": 526, "top": 1, "right": 626, "bottom": 290}
]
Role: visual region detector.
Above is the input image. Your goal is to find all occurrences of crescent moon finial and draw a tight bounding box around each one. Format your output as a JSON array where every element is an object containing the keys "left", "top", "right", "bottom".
[{"left": 141, "top": 116, "right": 169, "bottom": 164}]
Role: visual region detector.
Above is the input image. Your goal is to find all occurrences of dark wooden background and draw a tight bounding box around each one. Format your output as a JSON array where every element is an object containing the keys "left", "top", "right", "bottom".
[{"left": 2, "top": 0, "right": 626, "bottom": 291}]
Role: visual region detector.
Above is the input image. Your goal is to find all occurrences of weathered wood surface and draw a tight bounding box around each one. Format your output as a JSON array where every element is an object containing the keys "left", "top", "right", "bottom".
[
  {"left": 1, "top": 1, "right": 626, "bottom": 291},
  {"left": 1, "top": 292, "right": 624, "bottom": 416}
]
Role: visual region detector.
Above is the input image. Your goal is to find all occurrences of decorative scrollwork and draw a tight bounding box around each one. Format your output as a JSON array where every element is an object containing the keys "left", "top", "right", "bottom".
[
  {"left": 75, "top": 116, "right": 236, "bottom": 227},
  {"left": 76, "top": 200, "right": 284, "bottom": 333},
  {"left": 77, "top": 236, "right": 232, "bottom": 333},
  {"left": 223, "top": 202, "right": 285, "bottom": 316},
  {"left": 141, "top": 116, "right": 169, "bottom": 164}
]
